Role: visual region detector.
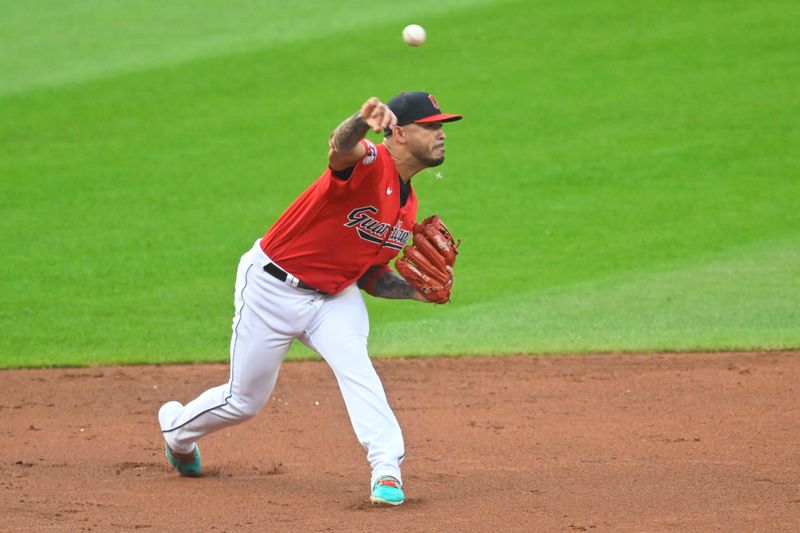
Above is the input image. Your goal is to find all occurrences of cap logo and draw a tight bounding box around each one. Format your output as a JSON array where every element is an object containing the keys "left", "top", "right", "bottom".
[{"left": 428, "top": 94, "right": 441, "bottom": 110}]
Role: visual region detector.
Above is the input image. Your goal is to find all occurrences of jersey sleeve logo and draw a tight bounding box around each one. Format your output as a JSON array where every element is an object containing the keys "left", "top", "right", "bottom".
[{"left": 361, "top": 140, "right": 378, "bottom": 165}]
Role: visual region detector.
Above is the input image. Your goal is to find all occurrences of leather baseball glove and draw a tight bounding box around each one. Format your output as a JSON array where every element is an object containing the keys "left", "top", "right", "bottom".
[{"left": 395, "top": 215, "right": 460, "bottom": 304}]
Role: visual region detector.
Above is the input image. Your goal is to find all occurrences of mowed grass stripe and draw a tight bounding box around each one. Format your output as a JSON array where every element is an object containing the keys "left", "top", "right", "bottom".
[
  {"left": 370, "top": 236, "right": 800, "bottom": 356},
  {"left": 0, "top": 0, "right": 506, "bottom": 95}
]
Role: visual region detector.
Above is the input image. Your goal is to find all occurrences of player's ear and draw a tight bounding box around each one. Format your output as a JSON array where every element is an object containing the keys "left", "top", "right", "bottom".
[{"left": 392, "top": 125, "right": 407, "bottom": 143}]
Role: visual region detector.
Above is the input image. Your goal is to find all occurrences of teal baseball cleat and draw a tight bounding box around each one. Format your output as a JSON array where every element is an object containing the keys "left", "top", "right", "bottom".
[
  {"left": 370, "top": 475, "right": 404, "bottom": 506},
  {"left": 158, "top": 401, "right": 201, "bottom": 477},
  {"left": 165, "top": 444, "right": 201, "bottom": 477}
]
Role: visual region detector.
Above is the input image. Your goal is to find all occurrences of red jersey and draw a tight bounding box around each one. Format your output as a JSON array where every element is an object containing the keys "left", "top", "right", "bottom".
[{"left": 260, "top": 140, "right": 417, "bottom": 295}]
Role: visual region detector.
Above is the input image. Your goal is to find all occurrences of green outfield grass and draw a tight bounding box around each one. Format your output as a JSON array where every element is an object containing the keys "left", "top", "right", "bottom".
[{"left": 1, "top": 0, "right": 798, "bottom": 367}]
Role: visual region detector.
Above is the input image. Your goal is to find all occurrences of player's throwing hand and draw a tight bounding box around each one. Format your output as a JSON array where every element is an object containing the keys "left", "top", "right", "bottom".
[{"left": 359, "top": 97, "right": 397, "bottom": 133}]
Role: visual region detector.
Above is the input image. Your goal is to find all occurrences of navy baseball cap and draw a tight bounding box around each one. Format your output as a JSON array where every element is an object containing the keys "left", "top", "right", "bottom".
[{"left": 386, "top": 91, "right": 463, "bottom": 129}]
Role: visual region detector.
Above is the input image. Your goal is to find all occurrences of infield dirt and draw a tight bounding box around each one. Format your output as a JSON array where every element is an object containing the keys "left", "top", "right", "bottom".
[{"left": 1, "top": 352, "right": 799, "bottom": 531}]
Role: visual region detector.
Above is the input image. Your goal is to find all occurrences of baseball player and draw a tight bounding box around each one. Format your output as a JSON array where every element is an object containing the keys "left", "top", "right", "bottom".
[{"left": 157, "top": 91, "right": 462, "bottom": 506}]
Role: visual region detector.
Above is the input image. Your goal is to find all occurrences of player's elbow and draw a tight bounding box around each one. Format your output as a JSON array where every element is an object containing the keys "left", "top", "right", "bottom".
[{"left": 328, "top": 148, "right": 360, "bottom": 172}]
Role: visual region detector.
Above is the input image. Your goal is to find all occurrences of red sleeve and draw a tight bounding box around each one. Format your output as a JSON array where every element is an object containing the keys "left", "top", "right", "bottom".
[
  {"left": 357, "top": 264, "right": 393, "bottom": 296},
  {"left": 327, "top": 139, "right": 379, "bottom": 184}
]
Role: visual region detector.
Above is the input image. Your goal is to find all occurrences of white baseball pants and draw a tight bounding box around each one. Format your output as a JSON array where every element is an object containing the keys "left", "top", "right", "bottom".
[{"left": 159, "top": 240, "right": 404, "bottom": 487}]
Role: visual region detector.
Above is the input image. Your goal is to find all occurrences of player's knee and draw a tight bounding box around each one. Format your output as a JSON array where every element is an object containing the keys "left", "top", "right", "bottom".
[
  {"left": 228, "top": 394, "right": 266, "bottom": 419},
  {"left": 326, "top": 340, "right": 372, "bottom": 376},
  {"left": 338, "top": 360, "right": 381, "bottom": 388}
]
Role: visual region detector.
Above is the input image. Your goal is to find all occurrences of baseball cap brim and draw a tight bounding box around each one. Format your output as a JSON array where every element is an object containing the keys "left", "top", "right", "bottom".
[{"left": 414, "top": 113, "right": 463, "bottom": 124}]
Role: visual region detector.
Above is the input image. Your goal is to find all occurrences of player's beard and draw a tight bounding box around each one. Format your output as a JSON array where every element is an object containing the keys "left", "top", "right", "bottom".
[
  {"left": 420, "top": 155, "right": 445, "bottom": 167},
  {"left": 412, "top": 145, "right": 445, "bottom": 168}
]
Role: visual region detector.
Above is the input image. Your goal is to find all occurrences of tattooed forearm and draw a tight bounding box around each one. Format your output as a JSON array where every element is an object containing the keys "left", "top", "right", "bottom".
[
  {"left": 329, "top": 113, "right": 370, "bottom": 152},
  {"left": 371, "top": 271, "right": 417, "bottom": 300}
]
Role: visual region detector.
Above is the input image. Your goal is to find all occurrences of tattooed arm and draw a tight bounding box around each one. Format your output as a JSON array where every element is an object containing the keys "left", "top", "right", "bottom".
[
  {"left": 371, "top": 271, "right": 429, "bottom": 301},
  {"left": 328, "top": 97, "right": 397, "bottom": 171},
  {"left": 358, "top": 267, "right": 430, "bottom": 302}
]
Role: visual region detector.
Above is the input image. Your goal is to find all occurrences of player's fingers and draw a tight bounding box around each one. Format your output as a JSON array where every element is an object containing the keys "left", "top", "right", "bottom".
[
  {"left": 359, "top": 97, "right": 379, "bottom": 120},
  {"left": 381, "top": 110, "right": 397, "bottom": 130},
  {"left": 368, "top": 102, "right": 386, "bottom": 119},
  {"left": 373, "top": 102, "right": 394, "bottom": 118},
  {"left": 369, "top": 103, "right": 390, "bottom": 132},
  {"left": 368, "top": 103, "right": 386, "bottom": 120}
]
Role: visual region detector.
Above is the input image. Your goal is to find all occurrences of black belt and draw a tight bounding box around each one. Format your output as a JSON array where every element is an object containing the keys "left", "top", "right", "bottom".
[{"left": 263, "top": 263, "right": 328, "bottom": 294}]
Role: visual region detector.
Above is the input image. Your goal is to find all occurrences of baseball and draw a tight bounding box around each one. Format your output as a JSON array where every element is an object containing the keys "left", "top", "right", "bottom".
[{"left": 402, "top": 24, "right": 426, "bottom": 46}]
